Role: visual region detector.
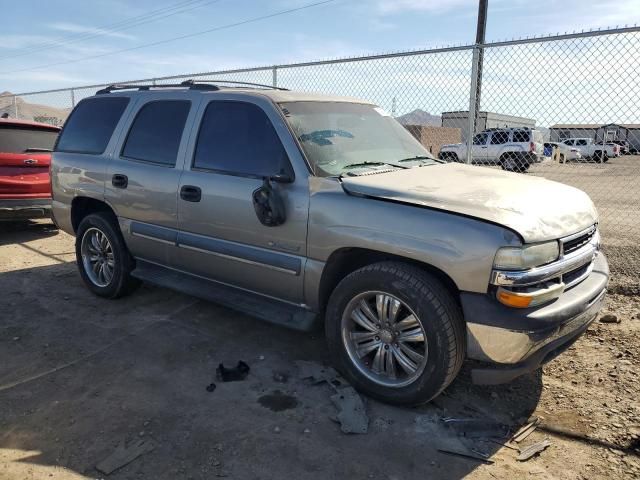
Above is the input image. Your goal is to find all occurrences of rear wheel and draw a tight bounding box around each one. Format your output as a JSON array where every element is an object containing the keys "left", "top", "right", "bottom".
[
  {"left": 325, "top": 262, "right": 465, "bottom": 405},
  {"left": 559, "top": 154, "right": 566, "bottom": 164},
  {"left": 75, "top": 212, "right": 140, "bottom": 298},
  {"left": 501, "top": 153, "right": 530, "bottom": 173}
]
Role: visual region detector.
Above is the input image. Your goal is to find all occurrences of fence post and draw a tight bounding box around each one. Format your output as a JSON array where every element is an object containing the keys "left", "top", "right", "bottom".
[
  {"left": 13, "top": 95, "right": 18, "bottom": 118},
  {"left": 466, "top": 46, "right": 480, "bottom": 164},
  {"left": 70, "top": 88, "right": 76, "bottom": 107},
  {"left": 272, "top": 66, "right": 278, "bottom": 88}
]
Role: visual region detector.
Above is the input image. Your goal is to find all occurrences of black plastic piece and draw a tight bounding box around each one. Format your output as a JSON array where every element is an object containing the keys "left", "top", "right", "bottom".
[
  {"left": 111, "top": 174, "right": 128, "bottom": 189},
  {"left": 216, "top": 361, "right": 250, "bottom": 382},
  {"left": 180, "top": 185, "right": 201, "bottom": 202}
]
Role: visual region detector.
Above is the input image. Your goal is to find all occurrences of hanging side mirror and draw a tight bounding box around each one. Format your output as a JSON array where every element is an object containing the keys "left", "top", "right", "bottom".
[{"left": 252, "top": 176, "right": 287, "bottom": 227}]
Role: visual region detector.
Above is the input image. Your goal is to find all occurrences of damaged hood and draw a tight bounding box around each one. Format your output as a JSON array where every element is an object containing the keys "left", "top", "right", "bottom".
[{"left": 340, "top": 163, "right": 598, "bottom": 243}]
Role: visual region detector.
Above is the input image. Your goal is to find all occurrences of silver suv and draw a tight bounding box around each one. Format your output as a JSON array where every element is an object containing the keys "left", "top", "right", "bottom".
[{"left": 51, "top": 81, "right": 608, "bottom": 405}]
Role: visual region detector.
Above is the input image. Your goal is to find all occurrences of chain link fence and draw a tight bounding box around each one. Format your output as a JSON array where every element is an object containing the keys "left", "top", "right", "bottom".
[{"left": 1, "top": 26, "right": 638, "bottom": 291}]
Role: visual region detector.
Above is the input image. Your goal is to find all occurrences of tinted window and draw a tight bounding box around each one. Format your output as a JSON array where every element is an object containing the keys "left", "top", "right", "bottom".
[
  {"left": 473, "top": 133, "right": 488, "bottom": 145},
  {"left": 490, "top": 131, "right": 509, "bottom": 144},
  {"left": 0, "top": 126, "right": 58, "bottom": 153},
  {"left": 56, "top": 97, "right": 129, "bottom": 154},
  {"left": 576, "top": 139, "right": 588, "bottom": 146},
  {"left": 512, "top": 130, "right": 530, "bottom": 142},
  {"left": 193, "top": 101, "right": 290, "bottom": 177},
  {"left": 122, "top": 101, "right": 190, "bottom": 166}
]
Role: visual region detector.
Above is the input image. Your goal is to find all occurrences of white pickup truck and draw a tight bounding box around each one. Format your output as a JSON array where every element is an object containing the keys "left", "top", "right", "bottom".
[
  {"left": 439, "top": 128, "right": 544, "bottom": 173},
  {"left": 561, "top": 138, "right": 619, "bottom": 161}
]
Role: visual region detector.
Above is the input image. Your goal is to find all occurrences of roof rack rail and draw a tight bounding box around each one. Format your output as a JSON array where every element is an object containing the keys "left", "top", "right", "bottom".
[
  {"left": 180, "top": 79, "right": 289, "bottom": 91},
  {"left": 96, "top": 83, "right": 220, "bottom": 94},
  {"left": 95, "top": 79, "right": 289, "bottom": 95}
]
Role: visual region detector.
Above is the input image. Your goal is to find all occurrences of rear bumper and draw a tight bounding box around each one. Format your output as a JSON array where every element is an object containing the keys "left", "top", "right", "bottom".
[
  {"left": 0, "top": 198, "right": 51, "bottom": 220},
  {"left": 462, "top": 252, "right": 608, "bottom": 384}
]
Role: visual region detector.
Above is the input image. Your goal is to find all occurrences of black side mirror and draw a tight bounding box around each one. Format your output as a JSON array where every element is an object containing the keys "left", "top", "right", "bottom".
[{"left": 252, "top": 177, "right": 287, "bottom": 227}]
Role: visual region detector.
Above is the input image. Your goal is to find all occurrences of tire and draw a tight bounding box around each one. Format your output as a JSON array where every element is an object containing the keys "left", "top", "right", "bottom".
[
  {"left": 75, "top": 212, "right": 140, "bottom": 299},
  {"left": 500, "top": 153, "right": 530, "bottom": 173},
  {"left": 559, "top": 154, "right": 565, "bottom": 164},
  {"left": 325, "top": 261, "right": 465, "bottom": 405},
  {"left": 593, "top": 151, "right": 608, "bottom": 162}
]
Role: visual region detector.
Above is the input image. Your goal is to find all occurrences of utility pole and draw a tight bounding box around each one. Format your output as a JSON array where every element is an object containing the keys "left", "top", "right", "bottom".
[{"left": 466, "top": 0, "right": 488, "bottom": 164}]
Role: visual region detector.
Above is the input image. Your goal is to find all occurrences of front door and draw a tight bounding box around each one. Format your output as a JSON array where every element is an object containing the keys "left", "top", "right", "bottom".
[
  {"left": 486, "top": 130, "right": 510, "bottom": 164},
  {"left": 471, "top": 132, "right": 489, "bottom": 163},
  {"left": 105, "top": 96, "right": 196, "bottom": 266},
  {"left": 175, "top": 98, "right": 309, "bottom": 304}
]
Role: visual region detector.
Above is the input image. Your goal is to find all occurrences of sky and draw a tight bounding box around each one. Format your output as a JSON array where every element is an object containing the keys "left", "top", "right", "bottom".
[{"left": 2, "top": 0, "right": 640, "bottom": 94}]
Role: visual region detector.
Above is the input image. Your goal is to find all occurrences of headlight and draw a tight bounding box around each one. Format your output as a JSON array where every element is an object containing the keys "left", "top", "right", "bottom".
[{"left": 493, "top": 241, "right": 560, "bottom": 270}]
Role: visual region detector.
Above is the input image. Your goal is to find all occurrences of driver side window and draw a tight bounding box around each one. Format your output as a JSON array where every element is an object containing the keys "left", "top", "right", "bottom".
[
  {"left": 193, "top": 101, "right": 293, "bottom": 179},
  {"left": 473, "top": 133, "right": 488, "bottom": 145}
]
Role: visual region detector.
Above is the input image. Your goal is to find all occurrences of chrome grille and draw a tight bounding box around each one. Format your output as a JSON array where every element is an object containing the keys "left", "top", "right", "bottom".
[{"left": 562, "top": 226, "right": 596, "bottom": 256}]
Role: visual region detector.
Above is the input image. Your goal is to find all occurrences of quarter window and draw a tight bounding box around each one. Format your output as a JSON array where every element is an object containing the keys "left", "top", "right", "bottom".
[
  {"left": 122, "top": 100, "right": 190, "bottom": 166},
  {"left": 490, "top": 131, "right": 510, "bottom": 144},
  {"left": 56, "top": 97, "right": 129, "bottom": 154},
  {"left": 193, "top": 101, "right": 291, "bottom": 178}
]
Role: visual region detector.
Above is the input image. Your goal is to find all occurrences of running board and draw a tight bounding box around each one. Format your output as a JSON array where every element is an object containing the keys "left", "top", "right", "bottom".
[{"left": 131, "top": 260, "right": 317, "bottom": 331}]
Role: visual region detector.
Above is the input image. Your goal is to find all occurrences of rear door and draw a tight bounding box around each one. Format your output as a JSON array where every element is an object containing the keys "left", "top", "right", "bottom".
[
  {"left": 105, "top": 94, "right": 197, "bottom": 266},
  {"left": 175, "top": 96, "right": 309, "bottom": 303},
  {"left": 0, "top": 123, "right": 59, "bottom": 199}
]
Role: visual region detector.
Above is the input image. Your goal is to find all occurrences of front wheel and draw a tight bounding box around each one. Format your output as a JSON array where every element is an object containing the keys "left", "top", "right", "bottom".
[
  {"left": 75, "top": 212, "right": 140, "bottom": 298},
  {"left": 325, "top": 262, "right": 465, "bottom": 405},
  {"left": 501, "top": 153, "right": 530, "bottom": 173}
]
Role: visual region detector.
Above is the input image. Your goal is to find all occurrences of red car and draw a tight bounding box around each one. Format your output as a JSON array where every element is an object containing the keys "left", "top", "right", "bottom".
[{"left": 0, "top": 117, "right": 61, "bottom": 221}]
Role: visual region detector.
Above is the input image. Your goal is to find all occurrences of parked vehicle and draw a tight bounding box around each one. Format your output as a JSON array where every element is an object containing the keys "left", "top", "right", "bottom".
[
  {"left": 51, "top": 83, "right": 608, "bottom": 405},
  {"left": 595, "top": 141, "right": 622, "bottom": 157},
  {"left": 609, "top": 140, "right": 630, "bottom": 155},
  {"left": 544, "top": 142, "right": 582, "bottom": 163},
  {"left": 439, "top": 127, "right": 544, "bottom": 173},
  {"left": 562, "top": 138, "right": 618, "bottom": 161},
  {"left": 0, "top": 118, "right": 60, "bottom": 221}
]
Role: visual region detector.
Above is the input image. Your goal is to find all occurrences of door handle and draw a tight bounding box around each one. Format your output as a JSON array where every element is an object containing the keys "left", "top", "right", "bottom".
[
  {"left": 481, "top": 146, "right": 488, "bottom": 148},
  {"left": 112, "top": 174, "right": 128, "bottom": 188},
  {"left": 180, "top": 185, "right": 201, "bottom": 202}
]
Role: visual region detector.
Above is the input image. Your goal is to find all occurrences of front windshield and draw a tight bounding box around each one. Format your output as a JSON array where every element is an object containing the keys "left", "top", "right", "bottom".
[{"left": 279, "top": 101, "right": 437, "bottom": 176}]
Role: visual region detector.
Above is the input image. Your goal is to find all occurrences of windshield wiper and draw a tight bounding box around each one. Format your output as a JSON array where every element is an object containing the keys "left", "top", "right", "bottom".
[
  {"left": 24, "top": 147, "right": 53, "bottom": 153},
  {"left": 396, "top": 155, "right": 440, "bottom": 164},
  {"left": 342, "top": 161, "right": 408, "bottom": 170}
]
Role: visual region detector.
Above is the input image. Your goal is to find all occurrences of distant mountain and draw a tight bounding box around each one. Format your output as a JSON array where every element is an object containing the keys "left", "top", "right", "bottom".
[
  {"left": 396, "top": 109, "right": 441, "bottom": 127},
  {"left": 0, "top": 92, "right": 70, "bottom": 126}
]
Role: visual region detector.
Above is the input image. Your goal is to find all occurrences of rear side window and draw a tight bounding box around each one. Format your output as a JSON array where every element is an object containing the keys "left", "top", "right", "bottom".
[
  {"left": 490, "top": 131, "right": 509, "bottom": 144},
  {"left": 56, "top": 97, "right": 129, "bottom": 154},
  {"left": 512, "top": 130, "right": 530, "bottom": 143},
  {"left": 0, "top": 125, "right": 59, "bottom": 153},
  {"left": 193, "top": 101, "right": 290, "bottom": 178},
  {"left": 122, "top": 100, "right": 190, "bottom": 166},
  {"left": 576, "top": 139, "right": 588, "bottom": 146}
]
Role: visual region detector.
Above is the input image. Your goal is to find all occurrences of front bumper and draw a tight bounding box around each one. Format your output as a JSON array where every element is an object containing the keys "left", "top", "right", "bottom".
[
  {"left": 462, "top": 252, "right": 608, "bottom": 384},
  {"left": 0, "top": 198, "right": 51, "bottom": 220}
]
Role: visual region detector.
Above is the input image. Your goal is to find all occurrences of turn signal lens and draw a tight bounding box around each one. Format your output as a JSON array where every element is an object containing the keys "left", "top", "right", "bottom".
[{"left": 497, "top": 289, "right": 533, "bottom": 308}]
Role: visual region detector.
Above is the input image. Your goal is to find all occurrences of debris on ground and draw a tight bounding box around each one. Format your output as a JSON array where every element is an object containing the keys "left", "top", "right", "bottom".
[
  {"left": 330, "top": 386, "right": 369, "bottom": 434},
  {"left": 511, "top": 417, "right": 541, "bottom": 443},
  {"left": 442, "top": 417, "right": 510, "bottom": 439},
  {"left": 437, "top": 447, "right": 495, "bottom": 464},
  {"left": 517, "top": 439, "right": 552, "bottom": 461},
  {"left": 96, "top": 439, "right": 156, "bottom": 475},
  {"left": 206, "top": 383, "right": 217, "bottom": 392},
  {"left": 216, "top": 361, "right": 250, "bottom": 382},
  {"left": 294, "top": 360, "right": 340, "bottom": 385},
  {"left": 599, "top": 313, "right": 621, "bottom": 324}
]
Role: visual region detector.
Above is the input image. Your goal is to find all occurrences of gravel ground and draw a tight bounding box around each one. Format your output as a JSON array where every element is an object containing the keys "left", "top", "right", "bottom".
[
  {"left": 530, "top": 154, "right": 640, "bottom": 294},
  {"left": 0, "top": 222, "right": 638, "bottom": 480}
]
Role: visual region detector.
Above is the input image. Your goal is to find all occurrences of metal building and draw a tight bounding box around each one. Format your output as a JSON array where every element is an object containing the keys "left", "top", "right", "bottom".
[
  {"left": 549, "top": 123, "right": 640, "bottom": 152},
  {"left": 441, "top": 111, "right": 536, "bottom": 142}
]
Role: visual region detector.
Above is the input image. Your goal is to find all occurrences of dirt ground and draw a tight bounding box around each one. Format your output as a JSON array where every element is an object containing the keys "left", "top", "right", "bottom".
[{"left": 1, "top": 219, "right": 639, "bottom": 480}]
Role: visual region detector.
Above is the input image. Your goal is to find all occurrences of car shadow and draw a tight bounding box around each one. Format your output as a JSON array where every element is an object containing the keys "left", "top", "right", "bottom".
[
  {"left": 0, "top": 228, "right": 547, "bottom": 479},
  {"left": 0, "top": 220, "right": 59, "bottom": 247}
]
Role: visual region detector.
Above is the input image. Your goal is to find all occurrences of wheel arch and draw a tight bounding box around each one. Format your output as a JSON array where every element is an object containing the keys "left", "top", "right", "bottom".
[
  {"left": 316, "top": 247, "right": 461, "bottom": 318},
  {"left": 71, "top": 196, "right": 117, "bottom": 233}
]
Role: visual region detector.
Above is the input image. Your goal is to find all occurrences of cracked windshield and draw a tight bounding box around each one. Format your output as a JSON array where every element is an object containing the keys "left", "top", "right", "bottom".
[{"left": 280, "top": 102, "right": 438, "bottom": 176}]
